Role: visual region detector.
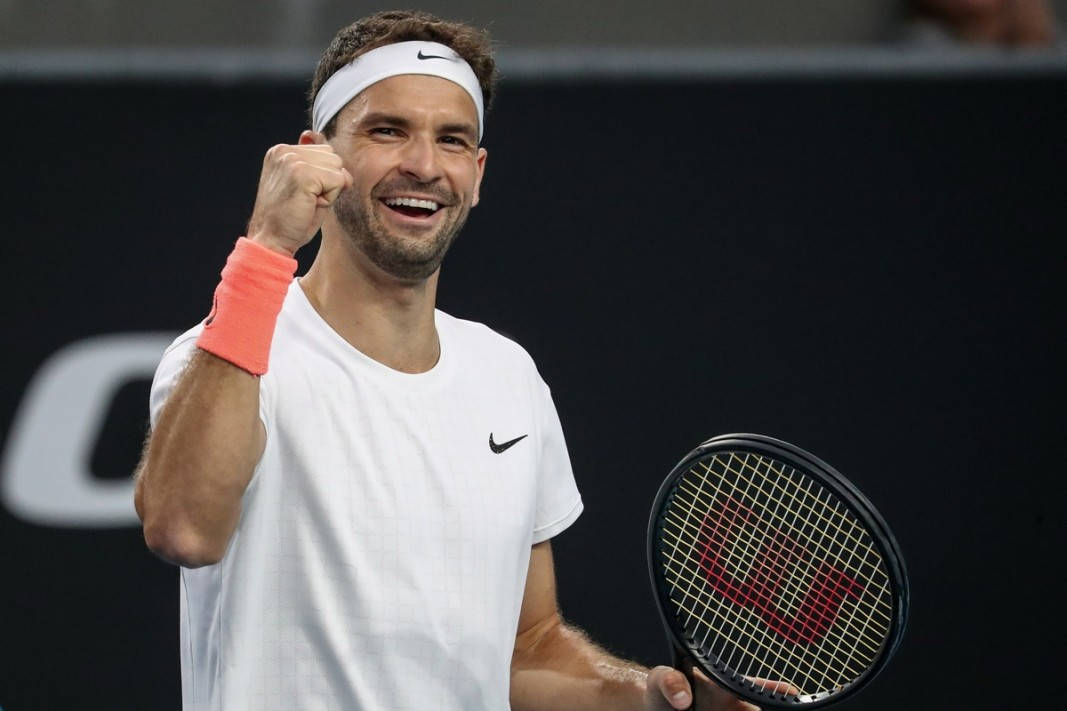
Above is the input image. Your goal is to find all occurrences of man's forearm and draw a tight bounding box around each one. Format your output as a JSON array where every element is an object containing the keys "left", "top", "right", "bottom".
[{"left": 510, "top": 616, "right": 650, "bottom": 711}]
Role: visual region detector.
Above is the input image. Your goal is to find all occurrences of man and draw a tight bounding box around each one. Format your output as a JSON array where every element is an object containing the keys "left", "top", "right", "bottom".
[{"left": 134, "top": 10, "right": 779, "bottom": 710}]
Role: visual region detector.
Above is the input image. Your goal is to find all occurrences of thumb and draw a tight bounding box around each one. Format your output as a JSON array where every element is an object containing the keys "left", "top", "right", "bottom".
[
  {"left": 318, "top": 170, "right": 350, "bottom": 206},
  {"left": 645, "top": 665, "right": 692, "bottom": 710}
]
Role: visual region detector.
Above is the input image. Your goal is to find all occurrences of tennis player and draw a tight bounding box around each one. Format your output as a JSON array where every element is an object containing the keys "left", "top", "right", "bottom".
[{"left": 134, "top": 10, "right": 781, "bottom": 710}]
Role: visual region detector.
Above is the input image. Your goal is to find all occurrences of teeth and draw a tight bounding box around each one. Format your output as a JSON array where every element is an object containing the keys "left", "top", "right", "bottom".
[{"left": 383, "top": 197, "right": 440, "bottom": 211}]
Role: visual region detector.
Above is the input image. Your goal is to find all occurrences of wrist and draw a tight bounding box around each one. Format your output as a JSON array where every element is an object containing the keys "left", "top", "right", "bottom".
[
  {"left": 195, "top": 237, "right": 298, "bottom": 375},
  {"left": 246, "top": 231, "right": 297, "bottom": 258}
]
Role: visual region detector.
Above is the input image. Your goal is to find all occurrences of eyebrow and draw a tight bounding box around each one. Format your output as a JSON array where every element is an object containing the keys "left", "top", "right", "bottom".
[
  {"left": 358, "top": 112, "right": 477, "bottom": 142},
  {"left": 358, "top": 112, "right": 411, "bottom": 129}
]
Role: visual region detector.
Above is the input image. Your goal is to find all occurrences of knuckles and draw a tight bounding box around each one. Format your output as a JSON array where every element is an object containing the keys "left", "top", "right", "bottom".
[
  {"left": 255, "top": 144, "right": 347, "bottom": 226},
  {"left": 264, "top": 143, "right": 291, "bottom": 164},
  {"left": 264, "top": 145, "right": 343, "bottom": 181}
]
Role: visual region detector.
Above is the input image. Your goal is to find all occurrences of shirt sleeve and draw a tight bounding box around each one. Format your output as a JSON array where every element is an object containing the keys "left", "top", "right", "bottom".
[
  {"left": 149, "top": 329, "right": 202, "bottom": 429},
  {"left": 149, "top": 325, "right": 272, "bottom": 439},
  {"left": 531, "top": 378, "right": 583, "bottom": 543}
]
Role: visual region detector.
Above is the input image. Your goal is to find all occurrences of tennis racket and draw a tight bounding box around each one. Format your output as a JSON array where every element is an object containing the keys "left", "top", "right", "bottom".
[{"left": 647, "top": 434, "right": 908, "bottom": 708}]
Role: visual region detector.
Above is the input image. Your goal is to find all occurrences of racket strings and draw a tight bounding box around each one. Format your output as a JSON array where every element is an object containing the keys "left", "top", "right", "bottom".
[
  {"left": 696, "top": 452, "right": 890, "bottom": 623},
  {"left": 657, "top": 451, "right": 895, "bottom": 696},
  {"left": 660, "top": 519, "right": 883, "bottom": 690},
  {"left": 684, "top": 455, "right": 892, "bottom": 637},
  {"left": 661, "top": 508, "right": 889, "bottom": 649},
  {"left": 701, "top": 456, "right": 876, "bottom": 561},
  {"left": 669, "top": 473, "right": 892, "bottom": 630},
  {"left": 661, "top": 546, "right": 834, "bottom": 694},
  {"left": 667, "top": 481, "right": 884, "bottom": 620},
  {"left": 661, "top": 504, "right": 866, "bottom": 691},
  {"left": 661, "top": 454, "right": 841, "bottom": 693},
  {"left": 661, "top": 501, "right": 868, "bottom": 691},
  {"left": 674, "top": 450, "right": 892, "bottom": 683},
  {"left": 706, "top": 453, "right": 895, "bottom": 675},
  {"left": 684, "top": 453, "right": 889, "bottom": 681}
]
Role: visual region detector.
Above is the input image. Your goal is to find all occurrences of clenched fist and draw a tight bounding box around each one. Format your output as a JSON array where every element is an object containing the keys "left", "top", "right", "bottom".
[{"left": 246, "top": 142, "right": 353, "bottom": 256}]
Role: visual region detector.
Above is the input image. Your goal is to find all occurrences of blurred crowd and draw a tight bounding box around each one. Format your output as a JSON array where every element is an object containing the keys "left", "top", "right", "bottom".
[
  {"left": 905, "top": 0, "right": 1060, "bottom": 46},
  {"left": 2, "top": 1, "right": 1062, "bottom": 53}
]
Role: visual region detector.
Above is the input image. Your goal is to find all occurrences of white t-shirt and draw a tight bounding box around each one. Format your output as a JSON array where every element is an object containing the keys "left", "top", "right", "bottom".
[{"left": 149, "top": 281, "right": 583, "bottom": 711}]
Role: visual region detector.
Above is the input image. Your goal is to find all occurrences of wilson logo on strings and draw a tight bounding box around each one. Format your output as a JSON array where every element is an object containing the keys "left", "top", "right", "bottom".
[{"left": 697, "top": 495, "right": 863, "bottom": 645}]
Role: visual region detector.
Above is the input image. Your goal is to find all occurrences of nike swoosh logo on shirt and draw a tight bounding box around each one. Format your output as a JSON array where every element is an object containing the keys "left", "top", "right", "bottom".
[{"left": 489, "top": 433, "right": 528, "bottom": 454}]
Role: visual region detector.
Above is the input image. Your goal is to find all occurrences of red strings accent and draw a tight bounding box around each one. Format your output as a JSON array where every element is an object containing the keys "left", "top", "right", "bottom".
[{"left": 698, "top": 496, "right": 862, "bottom": 645}]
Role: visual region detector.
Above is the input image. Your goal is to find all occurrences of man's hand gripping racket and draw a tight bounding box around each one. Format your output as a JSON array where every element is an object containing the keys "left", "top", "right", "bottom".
[{"left": 647, "top": 435, "right": 908, "bottom": 710}]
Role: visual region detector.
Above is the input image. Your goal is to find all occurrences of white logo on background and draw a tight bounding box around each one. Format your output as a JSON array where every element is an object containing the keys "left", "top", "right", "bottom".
[{"left": 1, "top": 333, "right": 175, "bottom": 527}]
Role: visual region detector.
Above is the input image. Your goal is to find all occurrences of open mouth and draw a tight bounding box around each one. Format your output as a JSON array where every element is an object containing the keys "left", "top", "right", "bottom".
[{"left": 381, "top": 196, "right": 442, "bottom": 219}]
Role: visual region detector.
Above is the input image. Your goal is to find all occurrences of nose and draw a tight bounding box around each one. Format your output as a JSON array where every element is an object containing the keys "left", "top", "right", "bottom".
[{"left": 397, "top": 134, "right": 441, "bottom": 183}]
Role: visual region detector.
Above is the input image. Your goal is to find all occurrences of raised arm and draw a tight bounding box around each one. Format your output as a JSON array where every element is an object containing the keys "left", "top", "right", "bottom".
[
  {"left": 134, "top": 349, "right": 266, "bottom": 567},
  {"left": 134, "top": 137, "right": 351, "bottom": 568}
]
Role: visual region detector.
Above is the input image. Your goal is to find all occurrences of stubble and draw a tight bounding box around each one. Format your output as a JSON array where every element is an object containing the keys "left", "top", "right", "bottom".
[{"left": 332, "top": 179, "right": 472, "bottom": 282}]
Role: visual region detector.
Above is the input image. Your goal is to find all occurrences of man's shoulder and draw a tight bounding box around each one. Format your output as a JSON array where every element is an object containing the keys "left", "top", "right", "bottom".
[{"left": 436, "top": 310, "right": 537, "bottom": 369}]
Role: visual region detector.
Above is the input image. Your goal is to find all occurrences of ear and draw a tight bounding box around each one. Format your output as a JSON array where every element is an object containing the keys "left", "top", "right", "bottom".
[
  {"left": 299, "top": 130, "right": 325, "bottom": 145},
  {"left": 471, "top": 147, "right": 488, "bottom": 207}
]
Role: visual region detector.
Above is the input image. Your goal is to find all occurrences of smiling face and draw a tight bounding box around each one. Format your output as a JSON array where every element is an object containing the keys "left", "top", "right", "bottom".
[{"left": 321, "top": 74, "right": 487, "bottom": 282}]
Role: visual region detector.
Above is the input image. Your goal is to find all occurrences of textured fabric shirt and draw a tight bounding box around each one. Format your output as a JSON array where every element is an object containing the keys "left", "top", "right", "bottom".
[{"left": 150, "top": 280, "right": 583, "bottom": 711}]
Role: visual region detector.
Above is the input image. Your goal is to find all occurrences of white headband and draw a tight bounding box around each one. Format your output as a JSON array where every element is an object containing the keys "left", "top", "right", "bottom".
[{"left": 312, "top": 40, "right": 485, "bottom": 140}]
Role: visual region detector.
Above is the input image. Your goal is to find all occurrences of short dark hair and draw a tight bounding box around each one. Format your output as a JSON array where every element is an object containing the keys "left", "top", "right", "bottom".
[{"left": 308, "top": 10, "right": 498, "bottom": 137}]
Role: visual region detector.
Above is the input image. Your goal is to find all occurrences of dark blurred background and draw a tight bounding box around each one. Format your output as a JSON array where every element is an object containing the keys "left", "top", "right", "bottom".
[{"left": 2, "top": 1, "right": 1065, "bottom": 709}]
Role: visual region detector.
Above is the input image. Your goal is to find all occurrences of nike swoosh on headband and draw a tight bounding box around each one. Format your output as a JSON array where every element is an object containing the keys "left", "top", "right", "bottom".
[
  {"left": 311, "top": 41, "right": 485, "bottom": 139},
  {"left": 417, "top": 50, "right": 455, "bottom": 61}
]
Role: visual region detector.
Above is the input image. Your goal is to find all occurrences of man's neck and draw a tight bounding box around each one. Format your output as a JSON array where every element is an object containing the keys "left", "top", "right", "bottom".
[{"left": 299, "top": 233, "right": 441, "bottom": 374}]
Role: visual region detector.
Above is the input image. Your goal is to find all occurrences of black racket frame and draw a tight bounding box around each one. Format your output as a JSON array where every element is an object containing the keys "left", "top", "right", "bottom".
[{"left": 647, "top": 433, "right": 909, "bottom": 709}]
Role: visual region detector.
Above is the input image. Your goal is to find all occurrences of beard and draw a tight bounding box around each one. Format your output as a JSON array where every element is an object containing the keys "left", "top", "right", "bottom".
[{"left": 332, "top": 178, "right": 472, "bottom": 282}]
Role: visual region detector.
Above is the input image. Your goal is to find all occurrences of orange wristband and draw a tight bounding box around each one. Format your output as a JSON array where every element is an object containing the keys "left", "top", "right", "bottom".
[{"left": 196, "top": 237, "right": 298, "bottom": 375}]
